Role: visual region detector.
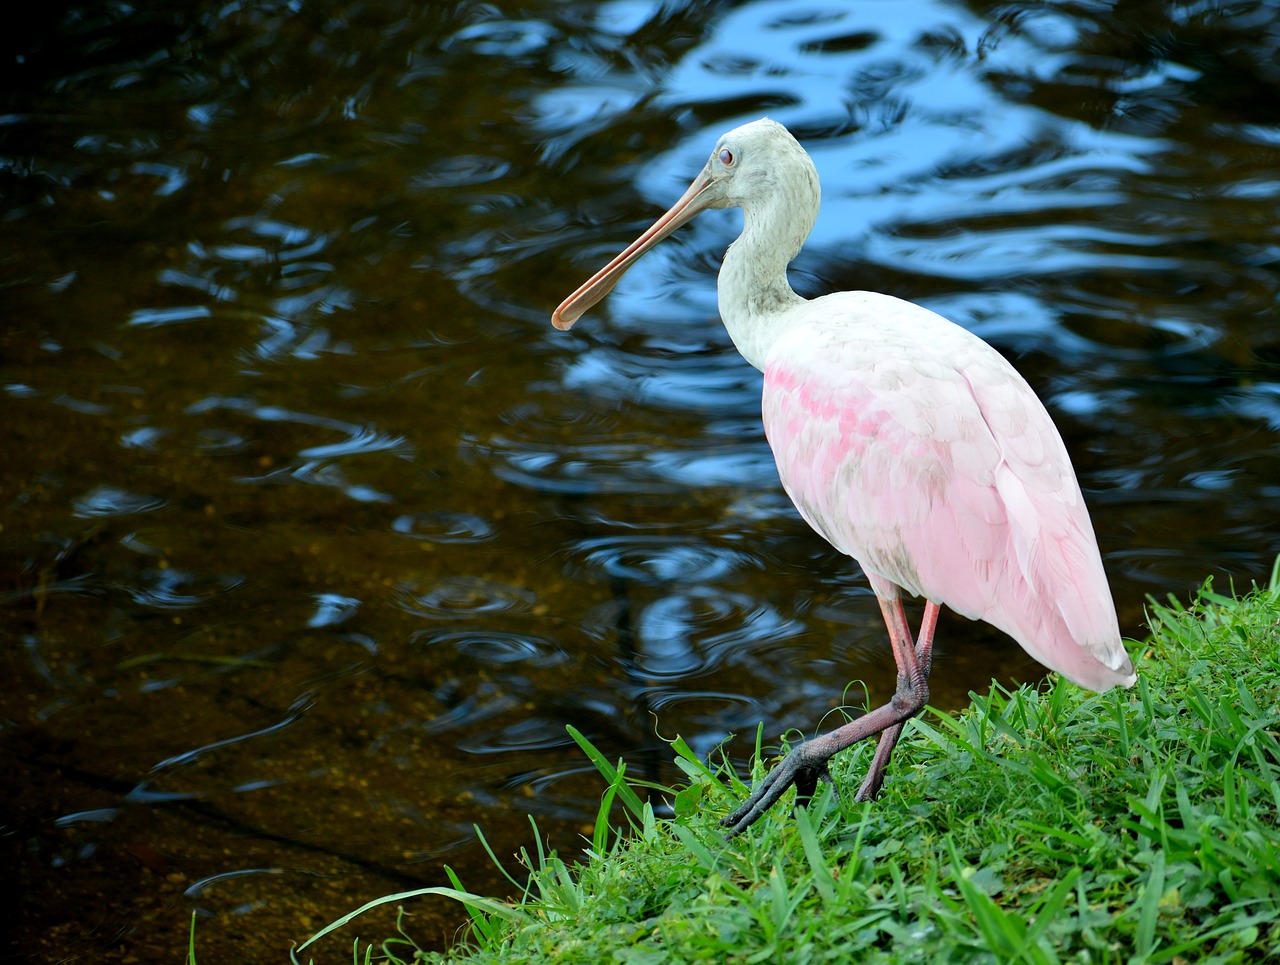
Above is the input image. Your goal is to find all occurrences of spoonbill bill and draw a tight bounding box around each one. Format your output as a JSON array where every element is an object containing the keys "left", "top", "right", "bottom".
[{"left": 552, "top": 118, "right": 1136, "bottom": 838}]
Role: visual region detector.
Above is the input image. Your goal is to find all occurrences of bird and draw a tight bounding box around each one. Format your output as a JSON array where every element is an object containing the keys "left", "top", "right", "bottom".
[{"left": 551, "top": 118, "right": 1137, "bottom": 839}]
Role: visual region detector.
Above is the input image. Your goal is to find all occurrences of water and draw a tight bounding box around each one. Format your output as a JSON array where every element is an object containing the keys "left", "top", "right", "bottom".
[{"left": 3, "top": 0, "right": 1278, "bottom": 959}]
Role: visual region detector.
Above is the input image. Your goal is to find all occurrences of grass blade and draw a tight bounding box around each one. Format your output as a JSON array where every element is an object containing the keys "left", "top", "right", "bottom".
[
  {"left": 1134, "top": 850, "right": 1166, "bottom": 959},
  {"left": 567, "top": 724, "right": 647, "bottom": 819}
]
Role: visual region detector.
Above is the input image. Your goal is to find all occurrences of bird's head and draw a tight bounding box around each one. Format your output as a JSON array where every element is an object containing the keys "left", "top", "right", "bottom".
[
  {"left": 700, "top": 117, "right": 818, "bottom": 210},
  {"left": 551, "top": 117, "right": 818, "bottom": 330}
]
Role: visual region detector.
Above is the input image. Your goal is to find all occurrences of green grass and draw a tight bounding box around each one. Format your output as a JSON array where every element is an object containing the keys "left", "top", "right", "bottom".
[{"left": 296, "top": 560, "right": 1280, "bottom": 964}]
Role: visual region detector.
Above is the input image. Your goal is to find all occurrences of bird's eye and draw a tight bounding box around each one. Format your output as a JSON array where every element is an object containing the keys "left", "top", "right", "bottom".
[{"left": 719, "top": 148, "right": 734, "bottom": 166}]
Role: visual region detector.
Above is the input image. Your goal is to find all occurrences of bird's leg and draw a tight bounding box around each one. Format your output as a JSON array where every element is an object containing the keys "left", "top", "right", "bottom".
[
  {"left": 854, "top": 599, "right": 939, "bottom": 801},
  {"left": 721, "top": 585, "right": 933, "bottom": 839}
]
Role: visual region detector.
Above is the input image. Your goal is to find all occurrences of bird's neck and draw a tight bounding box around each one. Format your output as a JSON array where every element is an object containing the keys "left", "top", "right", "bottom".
[{"left": 716, "top": 195, "right": 814, "bottom": 372}]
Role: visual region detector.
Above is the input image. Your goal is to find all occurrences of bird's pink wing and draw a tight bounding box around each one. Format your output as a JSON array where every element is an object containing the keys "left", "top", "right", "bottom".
[{"left": 762, "top": 292, "right": 1134, "bottom": 690}]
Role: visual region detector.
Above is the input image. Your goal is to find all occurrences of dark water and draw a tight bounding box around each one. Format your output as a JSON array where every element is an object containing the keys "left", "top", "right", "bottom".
[{"left": 3, "top": 0, "right": 1278, "bottom": 959}]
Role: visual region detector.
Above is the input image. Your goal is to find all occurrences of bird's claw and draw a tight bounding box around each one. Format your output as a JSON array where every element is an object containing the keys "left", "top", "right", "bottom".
[{"left": 720, "top": 740, "right": 833, "bottom": 839}]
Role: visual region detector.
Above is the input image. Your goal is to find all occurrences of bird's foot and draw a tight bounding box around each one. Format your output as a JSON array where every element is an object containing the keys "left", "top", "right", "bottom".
[{"left": 720, "top": 739, "right": 835, "bottom": 839}]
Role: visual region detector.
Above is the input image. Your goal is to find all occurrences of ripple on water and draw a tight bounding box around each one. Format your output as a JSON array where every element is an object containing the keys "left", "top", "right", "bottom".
[
  {"left": 119, "top": 568, "right": 245, "bottom": 610},
  {"left": 443, "top": 18, "right": 559, "bottom": 59},
  {"left": 557, "top": 344, "right": 762, "bottom": 416},
  {"left": 625, "top": 587, "right": 804, "bottom": 679},
  {"left": 568, "top": 534, "right": 752, "bottom": 585},
  {"left": 416, "top": 629, "right": 568, "bottom": 669},
  {"left": 474, "top": 379, "right": 778, "bottom": 496},
  {"left": 640, "top": 689, "right": 776, "bottom": 760},
  {"left": 201, "top": 217, "right": 329, "bottom": 265},
  {"left": 401, "top": 682, "right": 523, "bottom": 739},
  {"left": 72, "top": 485, "right": 167, "bottom": 518},
  {"left": 413, "top": 154, "right": 511, "bottom": 188},
  {"left": 54, "top": 807, "right": 120, "bottom": 827},
  {"left": 193, "top": 428, "right": 250, "bottom": 453},
  {"left": 307, "top": 593, "right": 360, "bottom": 628},
  {"left": 471, "top": 427, "right": 776, "bottom": 497},
  {"left": 119, "top": 426, "right": 168, "bottom": 451},
  {"left": 392, "top": 511, "right": 496, "bottom": 544},
  {"left": 396, "top": 576, "right": 536, "bottom": 619},
  {"left": 126, "top": 305, "right": 214, "bottom": 328},
  {"left": 297, "top": 425, "right": 410, "bottom": 460},
  {"left": 183, "top": 868, "right": 288, "bottom": 901},
  {"left": 456, "top": 717, "right": 572, "bottom": 755},
  {"left": 645, "top": 689, "right": 764, "bottom": 716},
  {"left": 252, "top": 316, "right": 350, "bottom": 363}
]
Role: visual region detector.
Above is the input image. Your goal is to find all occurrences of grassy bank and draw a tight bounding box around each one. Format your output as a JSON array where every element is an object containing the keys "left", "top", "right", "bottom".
[{"left": 297, "top": 561, "right": 1280, "bottom": 964}]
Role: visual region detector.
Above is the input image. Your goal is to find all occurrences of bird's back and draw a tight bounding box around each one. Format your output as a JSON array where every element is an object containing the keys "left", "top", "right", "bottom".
[{"left": 762, "top": 291, "right": 1135, "bottom": 691}]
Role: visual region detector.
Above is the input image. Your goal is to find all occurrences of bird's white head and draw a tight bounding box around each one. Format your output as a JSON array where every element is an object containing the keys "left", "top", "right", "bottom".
[
  {"left": 552, "top": 117, "right": 820, "bottom": 330},
  {"left": 704, "top": 118, "right": 819, "bottom": 211}
]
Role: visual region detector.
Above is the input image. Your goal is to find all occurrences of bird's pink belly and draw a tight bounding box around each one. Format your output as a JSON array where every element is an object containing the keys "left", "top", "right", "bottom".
[{"left": 769, "top": 417, "right": 930, "bottom": 584}]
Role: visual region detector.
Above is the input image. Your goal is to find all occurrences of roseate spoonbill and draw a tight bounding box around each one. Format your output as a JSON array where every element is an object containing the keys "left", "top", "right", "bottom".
[{"left": 551, "top": 118, "right": 1137, "bottom": 838}]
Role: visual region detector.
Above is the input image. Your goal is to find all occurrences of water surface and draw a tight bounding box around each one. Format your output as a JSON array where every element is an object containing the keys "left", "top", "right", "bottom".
[{"left": 3, "top": 0, "right": 1279, "bottom": 959}]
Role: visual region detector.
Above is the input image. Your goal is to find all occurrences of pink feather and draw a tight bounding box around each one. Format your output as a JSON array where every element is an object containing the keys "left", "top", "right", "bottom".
[{"left": 764, "top": 291, "right": 1133, "bottom": 690}]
